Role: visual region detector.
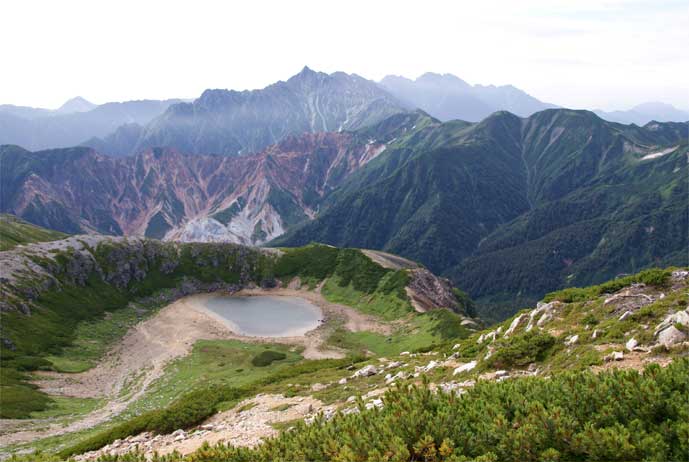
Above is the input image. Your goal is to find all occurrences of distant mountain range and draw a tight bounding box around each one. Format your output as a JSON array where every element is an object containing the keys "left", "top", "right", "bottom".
[
  {"left": 2, "top": 68, "right": 686, "bottom": 156},
  {"left": 595, "top": 102, "right": 689, "bottom": 125},
  {"left": 379, "top": 72, "right": 557, "bottom": 121},
  {"left": 0, "top": 99, "right": 183, "bottom": 151},
  {"left": 3, "top": 108, "right": 687, "bottom": 319},
  {"left": 0, "top": 96, "right": 97, "bottom": 120}
]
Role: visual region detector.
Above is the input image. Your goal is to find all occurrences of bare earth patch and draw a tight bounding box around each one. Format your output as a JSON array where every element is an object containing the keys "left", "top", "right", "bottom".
[{"left": 76, "top": 394, "right": 333, "bottom": 460}]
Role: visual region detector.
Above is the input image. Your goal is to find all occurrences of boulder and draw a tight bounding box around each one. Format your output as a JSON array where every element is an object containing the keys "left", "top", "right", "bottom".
[
  {"left": 657, "top": 326, "right": 687, "bottom": 348},
  {"left": 352, "top": 365, "right": 378, "bottom": 378},
  {"left": 453, "top": 360, "right": 477, "bottom": 375},
  {"left": 504, "top": 314, "right": 527, "bottom": 337},
  {"left": 605, "top": 351, "right": 624, "bottom": 361},
  {"left": 625, "top": 338, "right": 638, "bottom": 351}
]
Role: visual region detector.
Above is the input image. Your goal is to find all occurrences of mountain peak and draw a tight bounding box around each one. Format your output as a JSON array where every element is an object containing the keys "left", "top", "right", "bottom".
[
  {"left": 417, "top": 72, "right": 470, "bottom": 88},
  {"left": 56, "top": 96, "right": 97, "bottom": 114}
]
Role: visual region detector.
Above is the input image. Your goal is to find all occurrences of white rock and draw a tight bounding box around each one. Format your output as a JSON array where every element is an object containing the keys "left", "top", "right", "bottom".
[
  {"left": 605, "top": 351, "right": 624, "bottom": 361},
  {"left": 625, "top": 338, "right": 638, "bottom": 351},
  {"left": 365, "top": 398, "right": 384, "bottom": 410},
  {"left": 452, "top": 343, "right": 461, "bottom": 350},
  {"left": 338, "top": 378, "right": 348, "bottom": 385},
  {"left": 619, "top": 311, "right": 632, "bottom": 321},
  {"left": 504, "top": 314, "right": 527, "bottom": 337},
  {"left": 591, "top": 329, "right": 601, "bottom": 339},
  {"left": 453, "top": 360, "right": 477, "bottom": 375},
  {"left": 565, "top": 334, "right": 579, "bottom": 346},
  {"left": 657, "top": 326, "right": 687, "bottom": 348},
  {"left": 352, "top": 365, "right": 379, "bottom": 378},
  {"left": 423, "top": 360, "right": 439, "bottom": 372},
  {"left": 671, "top": 270, "right": 689, "bottom": 281},
  {"left": 400, "top": 351, "right": 410, "bottom": 356},
  {"left": 386, "top": 361, "right": 403, "bottom": 369},
  {"left": 495, "top": 370, "right": 509, "bottom": 378}
]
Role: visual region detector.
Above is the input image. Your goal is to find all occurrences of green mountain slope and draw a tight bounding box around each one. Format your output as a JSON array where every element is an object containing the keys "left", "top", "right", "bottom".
[
  {"left": 275, "top": 109, "right": 688, "bottom": 319},
  {"left": 0, "top": 213, "right": 68, "bottom": 250}
]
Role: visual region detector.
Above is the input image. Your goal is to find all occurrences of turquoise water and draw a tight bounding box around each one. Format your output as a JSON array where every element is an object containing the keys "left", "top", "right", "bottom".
[{"left": 201, "top": 295, "right": 323, "bottom": 337}]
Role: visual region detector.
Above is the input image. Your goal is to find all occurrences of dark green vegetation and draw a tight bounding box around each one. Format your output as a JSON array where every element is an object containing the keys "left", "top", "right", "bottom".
[
  {"left": 18, "top": 360, "right": 689, "bottom": 462},
  {"left": 276, "top": 110, "right": 688, "bottom": 320},
  {"left": 251, "top": 350, "right": 287, "bottom": 367},
  {"left": 0, "top": 213, "right": 67, "bottom": 250},
  {"left": 485, "top": 331, "right": 556, "bottom": 369}
]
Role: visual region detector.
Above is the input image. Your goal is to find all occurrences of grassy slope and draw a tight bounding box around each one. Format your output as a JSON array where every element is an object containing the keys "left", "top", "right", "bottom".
[{"left": 0, "top": 214, "right": 68, "bottom": 250}]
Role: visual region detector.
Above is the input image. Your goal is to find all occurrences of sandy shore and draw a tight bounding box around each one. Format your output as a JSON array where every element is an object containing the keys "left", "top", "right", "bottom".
[{"left": 0, "top": 286, "right": 388, "bottom": 447}]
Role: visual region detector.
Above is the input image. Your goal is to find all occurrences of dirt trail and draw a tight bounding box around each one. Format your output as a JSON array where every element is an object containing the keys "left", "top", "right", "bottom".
[
  {"left": 0, "top": 288, "right": 386, "bottom": 448},
  {"left": 361, "top": 249, "right": 419, "bottom": 270},
  {"left": 76, "top": 394, "right": 333, "bottom": 460}
]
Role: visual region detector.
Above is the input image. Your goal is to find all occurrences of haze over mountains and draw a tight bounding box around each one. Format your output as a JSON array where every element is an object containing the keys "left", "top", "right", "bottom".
[
  {"left": 379, "top": 72, "right": 557, "bottom": 122},
  {"left": 0, "top": 98, "right": 184, "bottom": 151},
  {"left": 2, "top": 67, "right": 686, "bottom": 157},
  {"left": 594, "top": 102, "right": 689, "bottom": 126}
]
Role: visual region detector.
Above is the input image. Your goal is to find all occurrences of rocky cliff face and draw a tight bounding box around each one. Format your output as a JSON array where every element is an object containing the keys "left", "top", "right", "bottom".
[
  {"left": 123, "top": 67, "right": 406, "bottom": 156},
  {"left": 0, "top": 235, "right": 267, "bottom": 316},
  {"left": 0, "top": 129, "right": 388, "bottom": 244}
]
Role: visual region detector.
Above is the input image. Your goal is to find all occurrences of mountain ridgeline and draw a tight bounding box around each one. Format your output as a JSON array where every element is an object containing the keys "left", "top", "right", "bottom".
[
  {"left": 2, "top": 108, "right": 687, "bottom": 319},
  {"left": 89, "top": 67, "right": 407, "bottom": 157},
  {"left": 379, "top": 72, "right": 556, "bottom": 122},
  {"left": 275, "top": 109, "right": 689, "bottom": 318}
]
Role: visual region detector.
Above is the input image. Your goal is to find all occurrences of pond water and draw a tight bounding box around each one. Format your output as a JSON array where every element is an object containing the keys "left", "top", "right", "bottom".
[{"left": 200, "top": 295, "right": 323, "bottom": 337}]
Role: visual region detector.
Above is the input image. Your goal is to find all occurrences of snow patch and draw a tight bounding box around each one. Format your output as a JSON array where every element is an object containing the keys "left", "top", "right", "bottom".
[{"left": 641, "top": 146, "right": 678, "bottom": 161}]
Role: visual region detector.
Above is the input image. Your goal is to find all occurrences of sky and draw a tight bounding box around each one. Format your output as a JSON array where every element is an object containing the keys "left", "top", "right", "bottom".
[{"left": 1, "top": 0, "right": 687, "bottom": 111}]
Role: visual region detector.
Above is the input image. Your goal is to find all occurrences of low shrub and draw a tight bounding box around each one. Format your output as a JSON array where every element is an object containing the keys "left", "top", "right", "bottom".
[
  {"left": 53, "top": 359, "right": 689, "bottom": 462},
  {"left": 251, "top": 351, "right": 287, "bottom": 367},
  {"left": 486, "top": 331, "right": 556, "bottom": 369},
  {"left": 544, "top": 268, "right": 673, "bottom": 303}
]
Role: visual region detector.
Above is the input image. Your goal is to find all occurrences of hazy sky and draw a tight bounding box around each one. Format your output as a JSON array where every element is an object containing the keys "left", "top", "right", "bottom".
[{"left": 2, "top": 0, "right": 687, "bottom": 111}]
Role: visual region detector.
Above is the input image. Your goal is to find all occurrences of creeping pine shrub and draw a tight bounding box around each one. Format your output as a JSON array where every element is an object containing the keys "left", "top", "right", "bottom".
[
  {"left": 41, "top": 359, "right": 688, "bottom": 462},
  {"left": 544, "top": 268, "right": 672, "bottom": 303},
  {"left": 486, "top": 331, "right": 556, "bottom": 368},
  {"left": 251, "top": 351, "right": 287, "bottom": 367}
]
